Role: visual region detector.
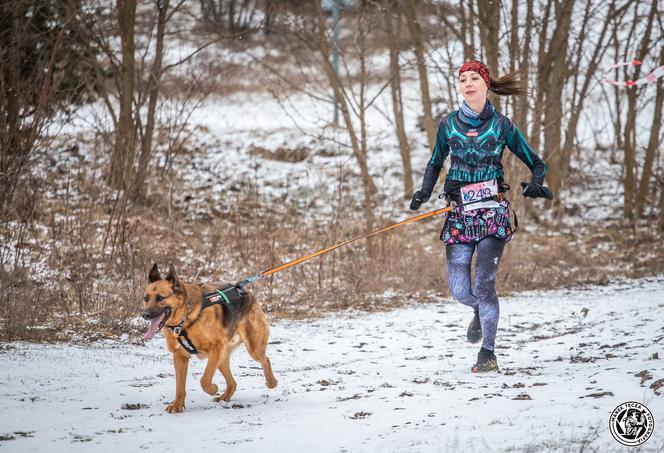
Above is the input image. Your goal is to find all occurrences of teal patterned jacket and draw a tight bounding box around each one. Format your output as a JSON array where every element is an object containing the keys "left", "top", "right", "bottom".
[{"left": 418, "top": 100, "right": 547, "bottom": 198}]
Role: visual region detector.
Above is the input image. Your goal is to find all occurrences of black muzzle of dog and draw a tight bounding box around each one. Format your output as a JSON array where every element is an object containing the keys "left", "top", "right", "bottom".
[{"left": 141, "top": 307, "right": 167, "bottom": 320}]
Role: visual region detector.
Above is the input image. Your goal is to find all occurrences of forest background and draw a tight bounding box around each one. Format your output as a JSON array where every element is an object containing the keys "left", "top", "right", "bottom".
[{"left": 1, "top": 0, "right": 662, "bottom": 341}]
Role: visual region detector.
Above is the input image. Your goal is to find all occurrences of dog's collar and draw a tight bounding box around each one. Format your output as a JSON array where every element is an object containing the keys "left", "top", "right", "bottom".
[
  {"left": 166, "top": 319, "right": 185, "bottom": 336},
  {"left": 166, "top": 323, "right": 199, "bottom": 355},
  {"left": 166, "top": 287, "right": 206, "bottom": 334},
  {"left": 163, "top": 287, "right": 206, "bottom": 355}
]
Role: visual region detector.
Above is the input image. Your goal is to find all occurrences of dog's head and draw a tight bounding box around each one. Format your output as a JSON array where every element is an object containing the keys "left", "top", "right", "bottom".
[{"left": 141, "top": 263, "right": 185, "bottom": 340}]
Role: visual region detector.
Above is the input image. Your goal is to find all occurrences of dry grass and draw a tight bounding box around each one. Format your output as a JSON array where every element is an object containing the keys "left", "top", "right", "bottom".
[
  {"left": 249, "top": 145, "right": 311, "bottom": 163},
  {"left": 2, "top": 164, "right": 662, "bottom": 343},
  {"left": 2, "top": 128, "right": 663, "bottom": 342}
]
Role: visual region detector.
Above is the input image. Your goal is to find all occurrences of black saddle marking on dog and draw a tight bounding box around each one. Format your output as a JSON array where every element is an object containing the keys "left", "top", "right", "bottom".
[{"left": 202, "top": 284, "right": 252, "bottom": 331}]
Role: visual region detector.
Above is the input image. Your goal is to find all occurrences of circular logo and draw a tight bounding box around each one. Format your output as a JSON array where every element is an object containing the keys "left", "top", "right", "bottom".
[{"left": 609, "top": 401, "right": 654, "bottom": 446}]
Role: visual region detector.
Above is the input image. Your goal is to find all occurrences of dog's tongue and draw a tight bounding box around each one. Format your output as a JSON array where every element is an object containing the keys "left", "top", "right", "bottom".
[{"left": 143, "top": 312, "right": 166, "bottom": 341}]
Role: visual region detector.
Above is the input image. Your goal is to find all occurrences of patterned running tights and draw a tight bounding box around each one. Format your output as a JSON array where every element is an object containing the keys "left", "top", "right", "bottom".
[{"left": 445, "top": 236, "right": 505, "bottom": 351}]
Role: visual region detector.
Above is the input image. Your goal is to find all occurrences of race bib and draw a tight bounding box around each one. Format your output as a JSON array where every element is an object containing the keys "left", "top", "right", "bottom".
[{"left": 461, "top": 179, "right": 500, "bottom": 212}]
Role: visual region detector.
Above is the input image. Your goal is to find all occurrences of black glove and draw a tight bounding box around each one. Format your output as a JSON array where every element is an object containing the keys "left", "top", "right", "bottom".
[
  {"left": 520, "top": 181, "right": 553, "bottom": 200},
  {"left": 409, "top": 190, "right": 430, "bottom": 210}
]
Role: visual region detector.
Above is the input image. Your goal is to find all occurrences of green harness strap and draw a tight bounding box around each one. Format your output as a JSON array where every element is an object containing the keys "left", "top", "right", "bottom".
[{"left": 214, "top": 289, "right": 231, "bottom": 305}]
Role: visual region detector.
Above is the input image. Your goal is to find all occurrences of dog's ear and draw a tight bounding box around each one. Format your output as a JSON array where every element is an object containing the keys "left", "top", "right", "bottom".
[
  {"left": 165, "top": 262, "right": 183, "bottom": 292},
  {"left": 148, "top": 263, "right": 161, "bottom": 283}
]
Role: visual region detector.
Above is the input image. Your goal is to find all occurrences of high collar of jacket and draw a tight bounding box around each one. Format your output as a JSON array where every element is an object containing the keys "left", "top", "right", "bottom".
[{"left": 458, "top": 100, "right": 495, "bottom": 126}]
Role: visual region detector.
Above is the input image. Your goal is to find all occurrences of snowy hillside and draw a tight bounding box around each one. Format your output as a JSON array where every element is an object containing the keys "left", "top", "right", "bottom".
[{"left": 1, "top": 276, "right": 663, "bottom": 452}]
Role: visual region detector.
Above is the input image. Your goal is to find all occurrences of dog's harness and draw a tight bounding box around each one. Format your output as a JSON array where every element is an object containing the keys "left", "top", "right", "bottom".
[{"left": 166, "top": 285, "right": 246, "bottom": 355}]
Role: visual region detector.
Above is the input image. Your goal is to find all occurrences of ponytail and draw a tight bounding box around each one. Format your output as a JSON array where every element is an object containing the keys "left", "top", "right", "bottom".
[{"left": 489, "top": 71, "right": 529, "bottom": 96}]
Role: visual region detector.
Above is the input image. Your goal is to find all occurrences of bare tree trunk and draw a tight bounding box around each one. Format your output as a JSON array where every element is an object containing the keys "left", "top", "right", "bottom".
[
  {"left": 0, "top": 5, "right": 24, "bottom": 212},
  {"left": 660, "top": 176, "right": 664, "bottom": 232},
  {"left": 615, "top": 3, "right": 641, "bottom": 212},
  {"left": 403, "top": 0, "right": 435, "bottom": 150},
  {"left": 131, "top": 0, "right": 170, "bottom": 201},
  {"left": 562, "top": 0, "right": 619, "bottom": 178},
  {"left": 264, "top": 0, "right": 276, "bottom": 33},
  {"left": 542, "top": 0, "right": 575, "bottom": 206},
  {"left": 110, "top": 0, "right": 137, "bottom": 190},
  {"left": 509, "top": 0, "right": 519, "bottom": 76},
  {"left": 384, "top": 1, "right": 413, "bottom": 198},
  {"left": 477, "top": 0, "right": 501, "bottom": 111},
  {"left": 228, "top": 0, "right": 236, "bottom": 31},
  {"left": 468, "top": 0, "right": 477, "bottom": 54},
  {"left": 354, "top": 5, "right": 376, "bottom": 232},
  {"left": 622, "top": 96, "right": 638, "bottom": 221},
  {"left": 515, "top": 0, "right": 533, "bottom": 131},
  {"left": 503, "top": 0, "right": 530, "bottom": 203},
  {"left": 314, "top": 1, "right": 376, "bottom": 225},
  {"left": 530, "top": 0, "right": 553, "bottom": 153},
  {"left": 623, "top": 0, "right": 655, "bottom": 220},
  {"left": 459, "top": 0, "right": 473, "bottom": 60},
  {"left": 636, "top": 23, "right": 663, "bottom": 217},
  {"left": 610, "top": 21, "right": 623, "bottom": 152}
]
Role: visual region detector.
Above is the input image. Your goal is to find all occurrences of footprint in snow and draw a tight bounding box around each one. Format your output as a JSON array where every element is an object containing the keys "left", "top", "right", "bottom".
[
  {"left": 349, "top": 411, "right": 371, "bottom": 419},
  {"left": 513, "top": 393, "right": 532, "bottom": 400},
  {"left": 579, "top": 391, "right": 614, "bottom": 398}
]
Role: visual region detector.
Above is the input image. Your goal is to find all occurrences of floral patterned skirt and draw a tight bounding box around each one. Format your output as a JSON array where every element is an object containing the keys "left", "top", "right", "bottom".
[{"left": 440, "top": 199, "right": 513, "bottom": 245}]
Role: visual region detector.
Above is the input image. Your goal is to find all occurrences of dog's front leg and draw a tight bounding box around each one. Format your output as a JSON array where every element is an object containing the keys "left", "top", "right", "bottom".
[
  {"left": 200, "top": 348, "right": 220, "bottom": 396},
  {"left": 166, "top": 352, "right": 189, "bottom": 413}
]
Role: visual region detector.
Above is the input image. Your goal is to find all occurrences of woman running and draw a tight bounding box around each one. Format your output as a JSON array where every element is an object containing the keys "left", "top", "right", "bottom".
[{"left": 409, "top": 60, "right": 552, "bottom": 372}]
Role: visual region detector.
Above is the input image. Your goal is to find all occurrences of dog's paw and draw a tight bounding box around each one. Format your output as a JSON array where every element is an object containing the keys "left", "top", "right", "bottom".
[
  {"left": 165, "top": 401, "right": 185, "bottom": 413},
  {"left": 266, "top": 377, "right": 278, "bottom": 389},
  {"left": 201, "top": 383, "right": 218, "bottom": 396},
  {"left": 213, "top": 390, "right": 233, "bottom": 403}
]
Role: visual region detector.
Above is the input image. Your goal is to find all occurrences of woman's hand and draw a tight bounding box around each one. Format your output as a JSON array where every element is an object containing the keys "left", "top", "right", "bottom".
[
  {"left": 520, "top": 181, "right": 553, "bottom": 200},
  {"left": 409, "top": 190, "right": 431, "bottom": 210}
]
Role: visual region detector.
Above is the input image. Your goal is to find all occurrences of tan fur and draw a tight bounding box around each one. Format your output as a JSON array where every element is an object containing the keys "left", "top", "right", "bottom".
[{"left": 142, "top": 264, "right": 277, "bottom": 413}]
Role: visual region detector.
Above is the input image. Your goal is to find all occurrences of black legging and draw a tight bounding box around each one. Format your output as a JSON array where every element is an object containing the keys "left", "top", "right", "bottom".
[{"left": 446, "top": 236, "right": 505, "bottom": 351}]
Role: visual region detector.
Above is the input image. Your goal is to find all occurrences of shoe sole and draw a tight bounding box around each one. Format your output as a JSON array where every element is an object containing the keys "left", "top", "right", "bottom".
[{"left": 467, "top": 329, "right": 482, "bottom": 343}]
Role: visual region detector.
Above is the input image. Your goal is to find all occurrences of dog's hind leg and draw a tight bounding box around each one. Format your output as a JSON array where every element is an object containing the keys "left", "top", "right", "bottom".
[
  {"left": 242, "top": 324, "right": 278, "bottom": 389},
  {"left": 200, "top": 348, "right": 220, "bottom": 396},
  {"left": 213, "top": 349, "right": 237, "bottom": 402}
]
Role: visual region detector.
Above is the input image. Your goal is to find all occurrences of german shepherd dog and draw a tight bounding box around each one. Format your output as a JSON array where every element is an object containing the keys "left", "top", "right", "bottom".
[{"left": 141, "top": 263, "right": 277, "bottom": 413}]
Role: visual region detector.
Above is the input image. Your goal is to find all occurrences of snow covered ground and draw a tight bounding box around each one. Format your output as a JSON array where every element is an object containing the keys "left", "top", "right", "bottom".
[{"left": 1, "top": 277, "right": 663, "bottom": 452}]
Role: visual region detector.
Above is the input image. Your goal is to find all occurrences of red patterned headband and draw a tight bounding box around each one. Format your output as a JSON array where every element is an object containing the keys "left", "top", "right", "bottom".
[{"left": 458, "top": 60, "right": 491, "bottom": 87}]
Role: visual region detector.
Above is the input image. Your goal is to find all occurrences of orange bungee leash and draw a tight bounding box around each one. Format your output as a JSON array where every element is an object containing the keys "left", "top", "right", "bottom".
[{"left": 235, "top": 205, "right": 454, "bottom": 289}]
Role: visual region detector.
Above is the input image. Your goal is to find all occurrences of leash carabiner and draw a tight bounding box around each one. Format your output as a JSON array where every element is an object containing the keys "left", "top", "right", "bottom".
[{"left": 236, "top": 274, "right": 263, "bottom": 289}]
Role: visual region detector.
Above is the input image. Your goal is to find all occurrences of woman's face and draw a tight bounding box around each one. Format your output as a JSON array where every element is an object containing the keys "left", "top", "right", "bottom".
[{"left": 458, "top": 70, "right": 488, "bottom": 106}]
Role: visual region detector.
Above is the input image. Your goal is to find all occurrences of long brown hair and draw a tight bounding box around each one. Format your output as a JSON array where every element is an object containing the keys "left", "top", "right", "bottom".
[{"left": 489, "top": 71, "right": 529, "bottom": 96}]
